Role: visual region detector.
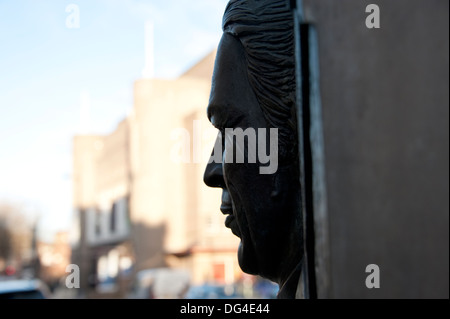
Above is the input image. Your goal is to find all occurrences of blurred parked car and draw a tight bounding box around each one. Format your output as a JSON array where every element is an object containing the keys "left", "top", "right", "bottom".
[
  {"left": 185, "top": 284, "right": 242, "bottom": 299},
  {"left": 128, "top": 268, "right": 190, "bottom": 299},
  {"left": 253, "top": 279, "right": 279, "bottom": 299},
  {"left": 0, "top": 279, "right": 51, "bottom": 299}
]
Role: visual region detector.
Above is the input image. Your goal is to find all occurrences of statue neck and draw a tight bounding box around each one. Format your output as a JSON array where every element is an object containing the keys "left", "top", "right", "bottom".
[
  {"left": 275, "top": 191, "right": 304, "bottom": 299},
  {"left": 276, "top": 259, "right": 303, "bottom": 299}
]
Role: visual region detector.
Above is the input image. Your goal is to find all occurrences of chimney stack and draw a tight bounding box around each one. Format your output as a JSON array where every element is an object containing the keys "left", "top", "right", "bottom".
[{"left": 142, "top": 21, "right": 155, "bottom": 79}]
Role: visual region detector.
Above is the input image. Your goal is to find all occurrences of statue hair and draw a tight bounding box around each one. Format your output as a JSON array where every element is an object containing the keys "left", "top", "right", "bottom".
[{"left": 222, "top": 0, "right": 298, "bottom": 162}]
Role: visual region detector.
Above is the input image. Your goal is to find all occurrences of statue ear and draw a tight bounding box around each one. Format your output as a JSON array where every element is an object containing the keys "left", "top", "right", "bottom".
[{"left": 223, "top": 27, "right": 238, "bottom": 38}]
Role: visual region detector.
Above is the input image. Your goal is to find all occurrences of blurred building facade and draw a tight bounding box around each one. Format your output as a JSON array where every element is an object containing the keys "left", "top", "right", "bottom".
[
  {"left": 37, "top": 231, "right": 71, "bottom": 289},
  {"left": 0, "top": 203, "right": 39, "bottom": 279},
  {"left": 71, "top": 50, "right": 242, "bottom": 297}
]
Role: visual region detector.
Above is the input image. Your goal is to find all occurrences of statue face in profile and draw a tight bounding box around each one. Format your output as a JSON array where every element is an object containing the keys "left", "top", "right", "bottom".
[{"left": 203, "top": 0, "right": 303, "bottom": 298}]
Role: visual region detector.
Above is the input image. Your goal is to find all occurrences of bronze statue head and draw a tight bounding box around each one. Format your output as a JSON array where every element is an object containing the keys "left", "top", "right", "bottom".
[{"left": 204, "top": 0, "right": 303, "bottom": 298}]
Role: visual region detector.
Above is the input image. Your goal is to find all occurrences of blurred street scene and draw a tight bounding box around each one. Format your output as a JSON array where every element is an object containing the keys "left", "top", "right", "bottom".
[{"left": 0, "top": 0, "right": 277, "bottom": 299}]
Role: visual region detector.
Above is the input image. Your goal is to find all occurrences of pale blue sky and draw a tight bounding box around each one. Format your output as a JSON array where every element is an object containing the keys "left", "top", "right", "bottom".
[{"left": 0, "top": 0, "right": 228, "bottom": 242}]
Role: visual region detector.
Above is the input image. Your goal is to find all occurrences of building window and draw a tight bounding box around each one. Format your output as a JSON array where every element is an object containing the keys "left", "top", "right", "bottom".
[
  {"left": 213, "top": 263, "right": 225, "bottom": 284},
  {"left": 110, "top": 202, "right": 117, "bottom": 233},
  {"left": 95, "top": 211, "right": 102, "bottom": 236}
]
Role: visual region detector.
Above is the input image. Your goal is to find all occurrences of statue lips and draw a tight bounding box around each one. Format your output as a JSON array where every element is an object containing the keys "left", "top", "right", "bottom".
[
  {"left": 220, "top": 191, "right": 240, "bottom": 237},
  {"left": 220, "top": 203, "right": 235, "bottom": 228},
  {"left": 226, "top": 215, "right": 240, "bottom": 238}
]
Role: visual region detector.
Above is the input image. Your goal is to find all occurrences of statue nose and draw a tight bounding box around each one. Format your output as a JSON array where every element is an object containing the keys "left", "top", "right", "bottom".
[{"left": 203, "top": 160, "right": 225, "bottom": 188}]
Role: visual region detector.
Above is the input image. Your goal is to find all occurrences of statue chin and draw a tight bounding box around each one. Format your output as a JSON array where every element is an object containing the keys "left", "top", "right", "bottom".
[{"left": 237, "top": 241, "right": 259, "bottom": 277}]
